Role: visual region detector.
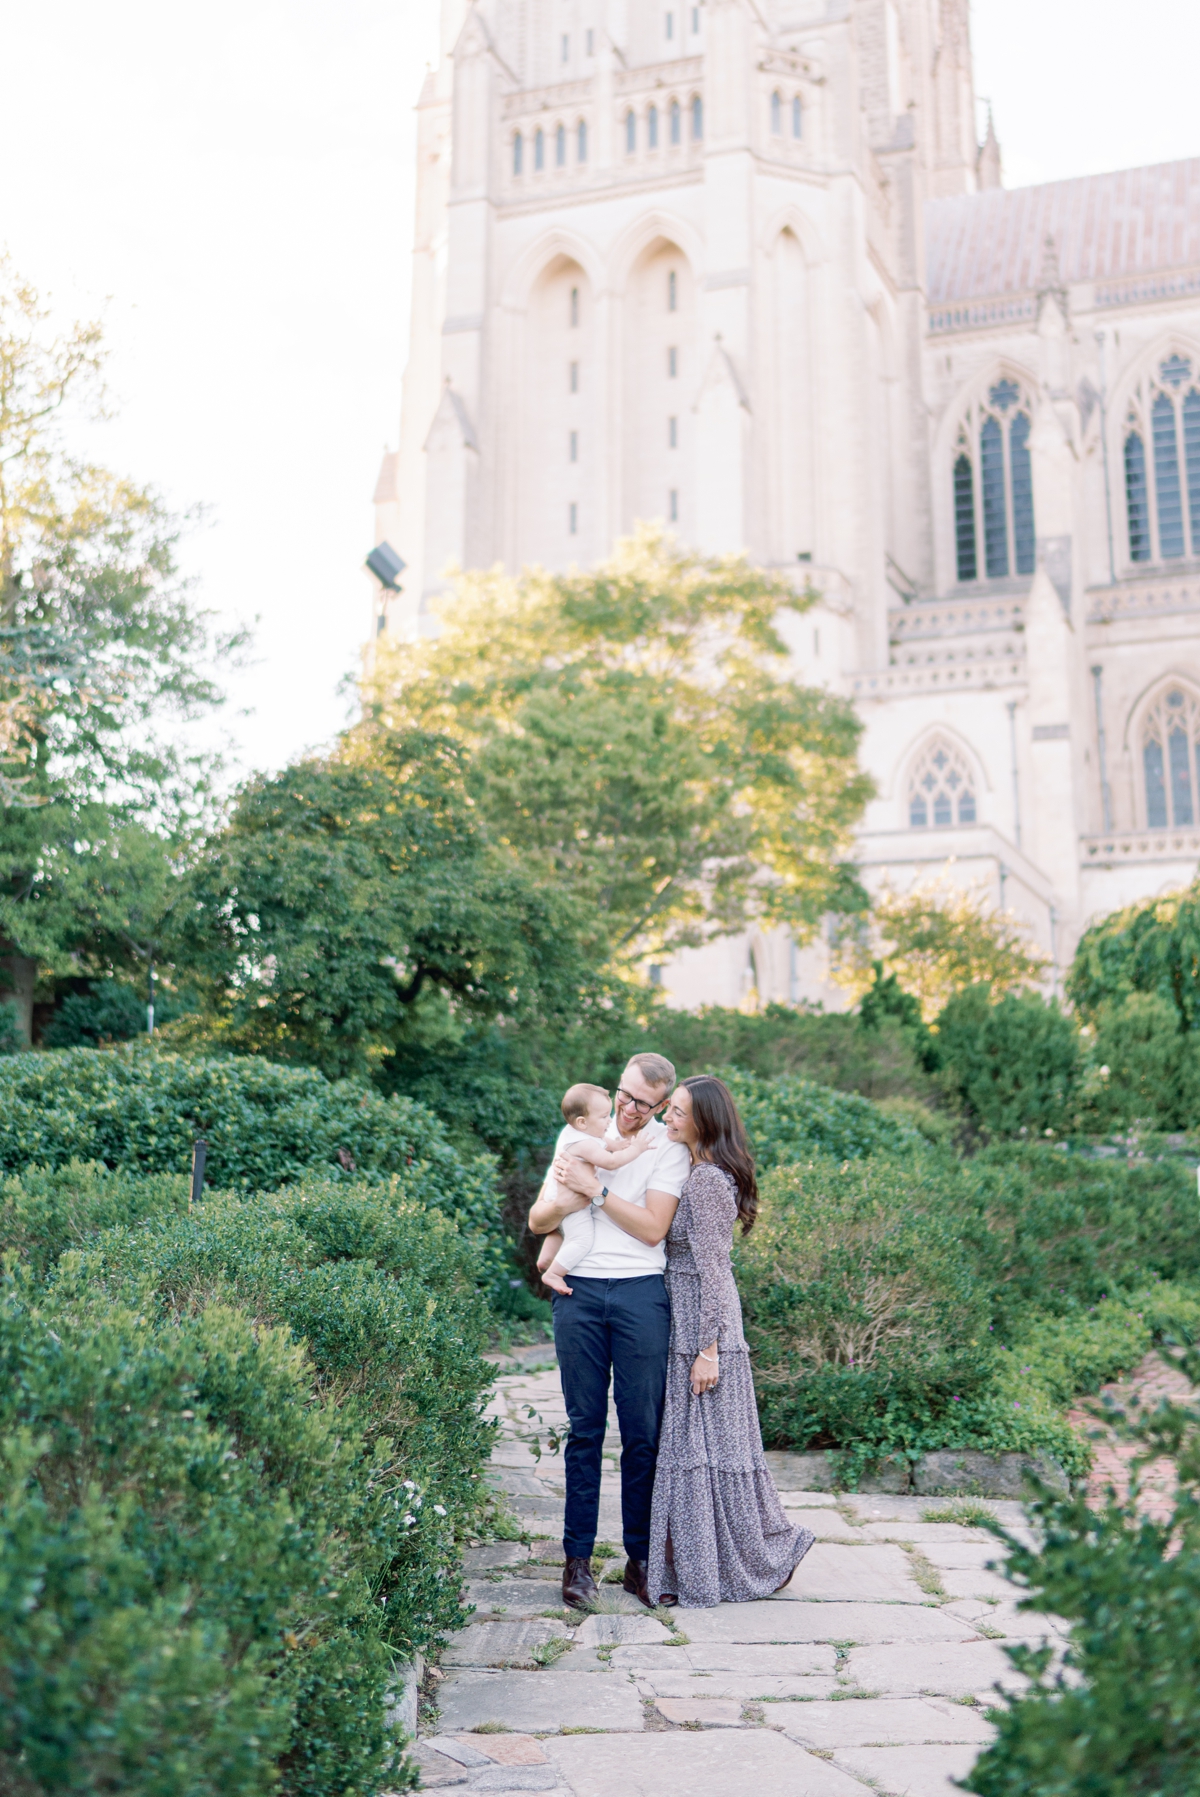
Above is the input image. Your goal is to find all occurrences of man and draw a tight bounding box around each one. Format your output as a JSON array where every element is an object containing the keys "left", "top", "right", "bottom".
[{"left": 528, "top": 1052, "right": 689, "bottom": 1609}]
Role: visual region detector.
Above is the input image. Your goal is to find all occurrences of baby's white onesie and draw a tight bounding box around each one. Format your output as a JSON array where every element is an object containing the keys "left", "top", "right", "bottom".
[{"left": 546, "top": 1123, "right": 600, "bottom": 1274}]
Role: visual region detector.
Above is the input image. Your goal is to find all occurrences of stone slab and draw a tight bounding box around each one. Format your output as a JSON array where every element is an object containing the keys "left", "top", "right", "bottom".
[
  {"left": 782, "top": 1508, "right": 865, "bottom": 1540},
  {"left": 508, "top": 1497, "right": 569, "bottom": 1523},
  {"left": 918, "top": 1542, "right": 1008, "bottom": 1571},
  {"left": 833, "top": 1741, "right": 984, "bottom": 1794},
  {"left": 575, "top": 1612, "right": 671, "bottom": 1648},
  {"left": 782, "top": 1543, "right": 925, "bottom": 1603},
  {"left": 426, "top": 1735, "right": 491, "bottom": 1767},
  {"left": 466, "top": 1736, "right": 550, "bottom": 1765},
  {"left": 468, "top": 1770, "right": 563, "bottom": 1793},
  {"left": 544, "top": 1729, "right": 873, "bottom": 1796},
  {"left": 776, "top": 1697, "right": 996, "bottom": 1749},
  {"left": 467, "top": 1579, "right": 567, "bottom": 1619},
  {"left": 488, "top": 1470, "right": 554, "bottom": 1497},
  {"left": 637, "top": 1673, "right": 841, "bottom": 1701},
  {"left": 775, "top": 1490, "right": 840, "bottom": 1508},
  {"left": 675, "top": 1601, "right": 979, "bottom": 1645},
  {"left": 913, "top": 1450, "right": 1067, "bottom": 1498},
  {"left": 610, "top": 1642, "right": 837, "bottom": 1675},
  {"left": 463, "top": 1542, "right": 532, "bottom": 1573},
  {"left": 654, "top": 1698, "right": 745, "bottom": 1727},
  {"left": 942, "top": 1599, "right": 1062, "bottom": 1637},
  {"left": 932, "top": 1569, "right": 1018, "bottom": 1604},
  {"left": 407, "top": 1741, "right": 470, "bottom": 1787},
  {"left": 443, "top": 1621, "right": 570, "bottom": 1668},
  {"left": 845, "top": 1639, "right": 1025, "bottom": 1699},
  {"left": 860, "top": 1522, "right": 998, "bottom": 1545},
  {"left": 763, "top": 1451, "right": 837, "bottom": 1491},
  {"left": 435, "top": 1670, "right": 644, "bottom": 1735}
]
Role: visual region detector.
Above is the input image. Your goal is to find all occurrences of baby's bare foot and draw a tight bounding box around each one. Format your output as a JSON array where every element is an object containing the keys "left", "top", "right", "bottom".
[{"left": 542, "top": 1267, "right": 573, "bottom": 1296}]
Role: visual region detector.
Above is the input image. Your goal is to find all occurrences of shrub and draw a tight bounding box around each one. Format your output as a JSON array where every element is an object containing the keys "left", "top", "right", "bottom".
[
  {"left": 736, "top": 1154, "right": 1010, "bottom": 1477},
  {"left": 0, "top": 1161, "right": 190, "bottom": 1279},
  {"left": 722, "top": 1068, "right": 924, "bottom": 1172},
  {"left": 1080, "top": 992, "right": 1200, "bottom": 1131},
  {"left": 963, "top": 1346, "right": 1200, "bottom": 1795},
  {"left": 937, "top": 985, "right": 1080, "bottom": 1136},
  {"left": 42, "top": 981, "right": 150, "bottom": 1048},
  {"left": 0, "top": 1284, "right": 397, "bottom": 1796},
  {"left": 957, "top": 1143, "right": 1200, "bottom": 1332},
  {"left": 647, "top": 1001, "right": 936, "bottom": 1101},
  {"left": 0, "top": 1001, "right": 22, "bottom": 1056},
  {"left": 0, "top": 1047, "right": 508, "bottom": 1295}
]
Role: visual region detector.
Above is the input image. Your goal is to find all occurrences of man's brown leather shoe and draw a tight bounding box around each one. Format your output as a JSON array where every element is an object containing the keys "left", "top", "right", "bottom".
[
  {"left": 623, "top": 1558, "right": 652, "bottom": 1608},
  {"left": 562, "top": 1555, "right": 598, "bottom": 1610}
]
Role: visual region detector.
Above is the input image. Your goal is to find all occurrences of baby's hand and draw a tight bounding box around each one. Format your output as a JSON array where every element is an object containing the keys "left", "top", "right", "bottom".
[{"left": 634, "top": 1126, "right": 656, "bottom": 1152}]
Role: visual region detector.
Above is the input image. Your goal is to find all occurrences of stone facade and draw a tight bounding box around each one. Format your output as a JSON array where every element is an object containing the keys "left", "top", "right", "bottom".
[{"left": 373, "top": 0, "right": 1200, "bottom": 1008}]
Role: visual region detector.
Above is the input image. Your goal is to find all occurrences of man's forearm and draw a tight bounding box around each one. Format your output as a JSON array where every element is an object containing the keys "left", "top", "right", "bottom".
[{"left": 597, "top": 1188, "right": 677, "bottom": 1248}]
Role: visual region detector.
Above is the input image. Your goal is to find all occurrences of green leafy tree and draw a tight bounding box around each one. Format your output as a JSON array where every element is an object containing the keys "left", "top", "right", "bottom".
[
  {"left": 1068, "top": 879, "right": 1200, "bottom": 1031},
  {"left": 937, "top": 985, "right": 1080, "bottom": 1137},
  {"left": 180, "top": 729, "right": 603, "bottom": 1080},
  {"left": 0, "top": 258, "right": 237, "bottom": 1037},
  {"left": 368, "top": 527, "right": 872, "bottom": 965}
]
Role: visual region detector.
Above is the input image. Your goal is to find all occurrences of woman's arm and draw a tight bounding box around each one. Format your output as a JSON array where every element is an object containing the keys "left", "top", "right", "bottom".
[
  {"left": 687, "top": 1165, "right": 739, "bottom": 1352},
  {"left": 552, "top": 1153, "right": 679, "bottom": 1246}
]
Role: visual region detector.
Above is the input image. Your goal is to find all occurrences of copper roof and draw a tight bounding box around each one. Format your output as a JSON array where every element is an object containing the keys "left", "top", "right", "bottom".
[{"left": 925, "top": 158, "right": 1200, "bottom": 304}]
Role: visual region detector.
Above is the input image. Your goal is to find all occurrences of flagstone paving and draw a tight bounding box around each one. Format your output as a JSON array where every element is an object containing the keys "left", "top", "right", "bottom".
[{"left": 412, "top": 1346, "right": 1064, "bottom": 1797}]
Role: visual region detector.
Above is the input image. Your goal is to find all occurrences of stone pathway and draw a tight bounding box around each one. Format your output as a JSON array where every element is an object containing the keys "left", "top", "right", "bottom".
[
  {"left": 412, "top": 1347, "right": 1064, "bottom": 1797},
  {"left": 1068, "top": 1348, "right": 1197, "bottom": 1522}
]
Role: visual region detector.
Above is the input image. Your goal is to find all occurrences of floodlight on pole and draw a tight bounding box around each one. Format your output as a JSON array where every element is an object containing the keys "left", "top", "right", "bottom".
[{"left": 366, "top": 541, "right": 406, "bottom": 589}]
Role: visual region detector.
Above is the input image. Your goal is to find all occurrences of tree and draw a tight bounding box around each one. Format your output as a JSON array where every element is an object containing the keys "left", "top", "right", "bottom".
[
  {"left": 367, "top": 528, "right": 872, "bottom": 966},
  {"left": 834, "top": 876, "right": 1048, "bottom": 1021},
  {"left": 0, "top": 258, "right": 237, "bottom": 1037},
  {"left": 179, "top": 729, "right": 605, "bottom": 1080},
  {"left": 1067, "top": 881, "right": 1200, "bottom": 1031}
]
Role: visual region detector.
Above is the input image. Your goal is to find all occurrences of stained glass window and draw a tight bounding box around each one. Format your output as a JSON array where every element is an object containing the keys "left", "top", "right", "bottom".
[
  {"left": 1123, "top": 355, "right": 1200, "bottom": 564},
  {"left": 670, "top": 100, "right": 681, "bottom": 144},
  {"left": 648, "top": 105, "right": 658, "bottom": 149},
  {"left": 513, "top": 133, "right": 523, "bottom": 176},
  {"left": 626, "top": 110, "right": 636, "bottom": 153},
  {"left": 1143, "top": 686, "right": 1200, "bottom": 827},
  {"left": 908, "top": 739, "right": 978, "bottom": 829},
  {"left": 952, "top": 377, "right": 1036, "bottom": 586},
  {"left": 793, "top": 96, "right": 803, "bottom": 138},
  {"left": 771, "top": 92, "right": 782, "bottom": 134}
]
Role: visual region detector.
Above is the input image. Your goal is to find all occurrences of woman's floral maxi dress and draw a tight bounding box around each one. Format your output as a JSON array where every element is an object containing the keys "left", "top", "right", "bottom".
[{"left": 647, "top": 1161, "right": 814, "bottom": 1608}]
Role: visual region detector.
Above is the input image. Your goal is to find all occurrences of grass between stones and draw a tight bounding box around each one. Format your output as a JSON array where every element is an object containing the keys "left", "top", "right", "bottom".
[
  {"left": 903, "top": 1547, "right": 949, "bottom": 1599},
  {"left": 921, "top": 1499, "right": 999, "bottom": 1528}
]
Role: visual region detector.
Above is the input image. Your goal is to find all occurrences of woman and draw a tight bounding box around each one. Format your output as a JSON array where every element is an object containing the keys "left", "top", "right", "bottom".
[{"left": 647, "top": 1075, "right": 813, "bottom": 1608}]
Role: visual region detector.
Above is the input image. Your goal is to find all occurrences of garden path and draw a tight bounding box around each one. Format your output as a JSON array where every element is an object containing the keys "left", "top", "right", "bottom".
[
  {"left": 1068, "top": 1349, "right": 1198, "bottom": 1522},
  {"left": 411, "top": 1347, "right": 1061, "bottom": 1797}
]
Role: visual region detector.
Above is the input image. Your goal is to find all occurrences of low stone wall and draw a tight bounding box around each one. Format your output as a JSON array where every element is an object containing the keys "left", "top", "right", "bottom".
[{"left": 764, "top": 1448, "right": 1069, "bottom": 1498}]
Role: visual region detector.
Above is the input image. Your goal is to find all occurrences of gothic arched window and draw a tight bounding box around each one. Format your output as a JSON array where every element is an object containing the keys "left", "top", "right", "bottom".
[
  {"left": 691, "top": 94, "right": 703, "bottom": 139},
  {"left": 556, "top": 123, "right": 566, "bottom": 167},
  {"left": 535, "top": 128, "right": 545, "bottom": 171},
  {"left": 793, "top": 95, "right": 803, "bottom": 138},
  {"left": 670, "top": 99, "right": 681, "bottom": 145},
  {"left": 952, "top": 377, "right": 1036, "bottom": 584},
  {"left": 668, "top": 269, "right": 677, "bottom": 312},
  {"left": 626, "top": 110, "right": 636, "bottom": 154},
  {"left": 908, "top": 738, "right": 978, "bottom": 829},
  {"left": 648, "top": 104, "right": 659, "bottom": 149},
  {"left": 577, "top": 119, "right": 588, "bottom": 161},
  {"left": 1123, "top": 354, "right": 1200, "bottom": 565},
  {"left": 513, "top": 132, "right": 523, "bottom": 176},
  {"left": 1142, "top": 685, "right": 1200, "bottom": 827},
  {"left": 771, "top": 91, "right": 782, "bottom": 134}
]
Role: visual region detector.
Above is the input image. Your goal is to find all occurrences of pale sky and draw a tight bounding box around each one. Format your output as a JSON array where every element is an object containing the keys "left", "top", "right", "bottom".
[{"left": 1, "top": 0, "right": 1197, "bottom": 783}]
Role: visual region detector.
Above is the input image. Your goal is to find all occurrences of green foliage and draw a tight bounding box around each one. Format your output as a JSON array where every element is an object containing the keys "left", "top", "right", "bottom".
[
  {"left": 0, "top": 1000, "right": 21, "bottom": 1055},
  {"left": 1067, "top": 879, "right": 1200, "bottom": 1031},
  {"left": 179, "top": 730, "right": 601, "bottom": 1082},
  {"left": 0, "top": 1167, "right": 495, "bottom": 1794},
  {"left": 957, "top": 1143, "right": 1200, "bottom": 1333},
  {"left": 372, "top": 528, "right": 872, "bottom": 963},
  {"left": 720, "top": 1067, "right": 924, "bottom": 1171},
  {"left": 963, "top": 1345, "right": 1200, "bottom": 1796},
  {"left": 0, "top": 1046, "right": 509, "bottom": 1296},
  {"left": 1079, "top": 992, "right": 1200, "bottom": 1131},
  {"left": 43, "top": 979, "right": 148, "bottom": 1047},
  {"left": 937, "top": 985, "right": 1080, "bottom": 1137}
]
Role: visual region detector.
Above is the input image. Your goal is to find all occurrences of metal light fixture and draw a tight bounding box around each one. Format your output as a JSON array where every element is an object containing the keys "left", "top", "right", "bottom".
[{"left": 366, "top": 541, "right": 406, "bottom": 590}]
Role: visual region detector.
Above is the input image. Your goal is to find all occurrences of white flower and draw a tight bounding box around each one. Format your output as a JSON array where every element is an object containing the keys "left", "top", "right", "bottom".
[
  {"left": 433, "top": 1504, "right": 447, "bottom": 1516},
  {"left": 403, "top": 1480, "right": 416, "bottom": 1491}
]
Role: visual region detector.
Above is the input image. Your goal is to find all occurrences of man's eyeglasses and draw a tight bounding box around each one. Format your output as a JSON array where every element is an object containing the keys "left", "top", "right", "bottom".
[{"left": 615, "top": 1086, "right": 664, "bottom": 1117}]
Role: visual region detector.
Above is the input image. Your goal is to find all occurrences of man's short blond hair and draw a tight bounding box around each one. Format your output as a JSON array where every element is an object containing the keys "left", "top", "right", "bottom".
[
  {"left": 562, "top": 1082, "right": 610, "bottom": 1125},
  {"left": 626, "top": 1052, "right": 676, "bottom": 1094}
]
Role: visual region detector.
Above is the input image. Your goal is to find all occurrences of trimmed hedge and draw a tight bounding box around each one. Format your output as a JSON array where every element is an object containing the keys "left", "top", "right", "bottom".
[
  {"left": 721, "top": 1067, "right": 925, "bottom": 1171},
  {"left": 0, "top": 1165, "right": 495, "bottom": 1794},
  {"left": 0, "top": 1047, "right": 507, "bottom": 1296}
]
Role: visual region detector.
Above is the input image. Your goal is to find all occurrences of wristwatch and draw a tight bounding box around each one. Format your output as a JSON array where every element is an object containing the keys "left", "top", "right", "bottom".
[{"left": 591, "top": 1185, "right": 609, "bottom": 1210}]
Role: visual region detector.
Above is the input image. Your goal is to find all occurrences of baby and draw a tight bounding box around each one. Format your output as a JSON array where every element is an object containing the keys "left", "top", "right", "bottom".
[{"left": 536, "top": 1082, "right": 657, "bottom": 1295}]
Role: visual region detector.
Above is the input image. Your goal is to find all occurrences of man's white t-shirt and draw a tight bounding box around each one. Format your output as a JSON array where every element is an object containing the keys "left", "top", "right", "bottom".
[{"left": 548, "top": 1115, "right": 690, "bottom": 1279}]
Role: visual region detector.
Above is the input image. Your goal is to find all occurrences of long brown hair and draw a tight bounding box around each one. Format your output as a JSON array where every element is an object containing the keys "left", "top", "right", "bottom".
[{"left": 681, "top": 1075, "right": 758, "bottom": 1234}]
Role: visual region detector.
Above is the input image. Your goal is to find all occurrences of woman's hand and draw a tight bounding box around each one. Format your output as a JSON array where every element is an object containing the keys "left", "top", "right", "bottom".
[{"left": 690, "top": 1342, "right": 719, "bottom": 1396}]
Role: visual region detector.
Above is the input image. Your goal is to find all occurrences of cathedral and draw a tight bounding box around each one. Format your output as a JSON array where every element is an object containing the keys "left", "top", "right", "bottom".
[{"left": 371, "top": 0, "right": 1200, "bottom": 1009}]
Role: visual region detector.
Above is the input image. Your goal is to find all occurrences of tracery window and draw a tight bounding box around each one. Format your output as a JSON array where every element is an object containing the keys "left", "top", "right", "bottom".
[
  {"left": 952, "top": 377, "right": 1035, "bottom": 583},
  {"left": 648, "top": 104, "right": 659, "bottom": 148},
  {"left": 771, "top": 91, "right": 782, "bottom": 134},
  {"left": 670, "top": 99, "right": 681, "bottom": 144},
  {"left": 792, "top": 95, "right": 803, "bottom": 138},
  {"left": 626, "top": 109, "right": 636, "bottom": 153},
  {"left": 513, "top": 132, "right": 523, "bottom": 175},
  {"left": 1142, "top": 685, "right": 1200, "bottom": 827},
  {"left": 1123, "top": 354, "right": 1200, "bottom": 564},
  {"left": 908, "top": 738, "right": 978, "bottom": 829}
]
